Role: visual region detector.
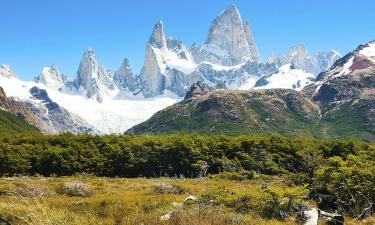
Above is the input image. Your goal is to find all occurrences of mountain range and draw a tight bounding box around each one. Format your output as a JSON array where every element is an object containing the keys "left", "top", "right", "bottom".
[
  {"left": 0, "top": 5, "right": 352, "bottom": 135},
  {"left": 129, "top": 41, "right": 375, "bottom": 141}
]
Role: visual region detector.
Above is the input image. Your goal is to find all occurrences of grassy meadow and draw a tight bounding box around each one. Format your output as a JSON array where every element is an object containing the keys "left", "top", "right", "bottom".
[{"left": 0, "top": 175, "right": 374, "bottom": 225}]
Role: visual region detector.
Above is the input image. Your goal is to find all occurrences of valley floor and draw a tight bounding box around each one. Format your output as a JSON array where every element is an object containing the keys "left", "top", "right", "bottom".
[{"left": 0, "top": 176, "right": 373, "bottom": 225}]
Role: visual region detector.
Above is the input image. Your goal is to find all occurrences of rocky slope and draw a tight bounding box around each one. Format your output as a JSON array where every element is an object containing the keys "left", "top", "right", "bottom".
[
  {"left": 0, "top": 86, "right": 48, "bottom": 132},
  {"left": 128, "top": 41, "right": 375, "bottom": 141},
  {"left": 305, "top": 41, "right": 375, "bottom": 139},
  {"left": 28, "top": 86, "right": 96, "bottom": 134},
  {"left": 0, "top": 109, "right": 40, "bottom": 135}
]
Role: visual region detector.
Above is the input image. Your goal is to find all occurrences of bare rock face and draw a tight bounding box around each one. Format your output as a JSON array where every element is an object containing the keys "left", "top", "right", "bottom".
[
  {"left": 139, "top": 21, "right": 200, "bottom": 97},
  {"left": 244, "top": 20, "right": 260, "bottom": 61},
  {"left": 149, "top": 21, "right": 167, "bottom": 49},
  {"left": 139, "top": 21, "right": 168, "bottom": 97},
  {"left": 75, "top": 48, "right": 116, "bottom": 102},
  {"left": 0, "top": 64, "right": 16, "bottom": 78},
  {"left": 114, "top": 58, "right": 139, "bottom": 92},
  {"left": 34, "top": 65, "right": 67, "bottom": 89},
  {"left": 193, "top": 5, "right": 259, "bottom": 65}
]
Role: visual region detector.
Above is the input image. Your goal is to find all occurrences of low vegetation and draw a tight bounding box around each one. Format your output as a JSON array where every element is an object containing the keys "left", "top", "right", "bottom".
[
  {"left": 0, "top": 176, "right": 373, "bottom": 225},
  {"left": 0, "top": 134, "right": 374, "bottom": 224}
]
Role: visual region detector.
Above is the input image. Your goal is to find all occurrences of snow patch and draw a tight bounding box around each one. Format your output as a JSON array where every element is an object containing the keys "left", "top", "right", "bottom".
[
  {"left": 255, "top": 64, "right": 315, "bottom": 91},
  {"left": 333, "top": 57, "right": 354, "bottom": 77},
  {"left": 201, "top": 61, "right": 245, "bottom": 71},
  {"left": 152, "top": 46, "right": 197, "bottom": 75},
  {"left": 359, "top": 42, "right": 375, "bottom": 57},
  {"left": 359, "top": 42, "right": 375, "bottom": 63}
]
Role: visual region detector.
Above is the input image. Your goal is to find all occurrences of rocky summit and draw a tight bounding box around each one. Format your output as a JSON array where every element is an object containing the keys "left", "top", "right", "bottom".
[{"left": 197, "top": 4, "right": 260, "bottom": 65}]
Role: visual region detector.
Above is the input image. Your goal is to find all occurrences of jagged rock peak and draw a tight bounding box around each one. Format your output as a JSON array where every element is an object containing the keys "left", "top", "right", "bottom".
[
  {"left": 116, "top": 58, "right": 132, "bottom": 78},
  {"left": 203, "top": 4, "right": 257, "bottom": 65},
  {"left": 34, "top": 65, "right": 66, "bottom": 89},
  {"left": 76, "top": 47, "right": 115, "bottom": 102},
  {"left": 122, "top": 58, "right": 130, "bottom": 66},
  {"left": 149, "top": 20, "right": 167, "bottom": 49},
  {"left": 0, "top": 64, "right": 17, "bottom": 78},
  {"left": 244, "top": 20, "right": 260, "bottom": 61}
]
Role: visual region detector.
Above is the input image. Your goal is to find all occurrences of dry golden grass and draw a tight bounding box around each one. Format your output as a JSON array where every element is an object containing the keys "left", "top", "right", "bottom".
[{"left": 0, "top": 176, "right": 372, "bottom": 225}]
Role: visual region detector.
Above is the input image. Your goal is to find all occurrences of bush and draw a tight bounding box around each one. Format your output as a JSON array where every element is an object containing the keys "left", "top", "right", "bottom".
[
  {"left": 15, "top": 185, "right": 47, "bottom": 197},
  {"left": 225, "top": 195, "right": 253, "bottom": 213},
  {"left": 151, "top": 183, "right": 186, "bottom": 194},
  {"left": 56, "top": 182, "right": 91, "bottom": 197}
]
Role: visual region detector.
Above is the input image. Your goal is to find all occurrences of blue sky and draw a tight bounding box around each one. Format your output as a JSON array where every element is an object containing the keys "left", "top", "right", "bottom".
[{"left": 1, "top": 0, "right": 375, "bottom": 80}]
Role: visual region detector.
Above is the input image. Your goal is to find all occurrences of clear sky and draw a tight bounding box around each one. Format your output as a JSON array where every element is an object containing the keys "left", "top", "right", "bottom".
[{"left": 1, "top": 0, "right": 375, "bottom": 80}]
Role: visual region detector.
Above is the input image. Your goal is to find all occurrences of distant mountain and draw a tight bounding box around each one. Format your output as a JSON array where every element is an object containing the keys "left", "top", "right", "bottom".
[
  {"left": 34, "top": 65, "right": 68, "bottom": 90},
  {"left": 0, "top": 4, "right": 343, "bottom": 134},
  {"left": 192, "top": 4, "right": 260, "bottom": 65},
  {"left": 128, "top": 41, "right": 375, "bottom": 141},
  {"left": 267, "top": 45, "right": 341, "bottom": 76},
  {"left": 137, "top": 5, "right": 339, "bottom": 98},
  {"left": 0, "top": 64, "right": 16, "bottom": 79}
]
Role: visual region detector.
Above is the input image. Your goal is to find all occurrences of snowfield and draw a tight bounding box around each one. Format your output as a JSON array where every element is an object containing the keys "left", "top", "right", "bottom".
[
  {"left": 0, "top": 76, "right": 180, "bottom": 133},
  {"left": 255, "top": 64, "right": 315, "bottom": 91}
]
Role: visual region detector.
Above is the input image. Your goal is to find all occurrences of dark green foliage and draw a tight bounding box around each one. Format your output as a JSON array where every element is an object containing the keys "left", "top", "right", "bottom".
[
  {"left": 0, "top": 109, "right": 39, "bottom": 135},
  {"left": 0, "top": 134, "right": 371, "bottom": 178}
]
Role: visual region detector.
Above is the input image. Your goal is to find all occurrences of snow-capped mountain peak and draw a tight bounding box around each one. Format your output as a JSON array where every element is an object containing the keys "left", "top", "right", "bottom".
[
  {"left": 34, "top": 65, "right": 66, "bottom": 90},
  {"left": 75, "top": 48, "right": 116, "bottom": 102},
  {"left": 193, "top": 4, "right": 259, "bottom": 66},
  {"left": 0, "top": 64, "right": 17, "bottom": 79},
  {"left": 139, "top": 21, "right": 198, "bottom": 97},
  {"left": 114, "top": 58, "right": 139, "bottom": 92}
]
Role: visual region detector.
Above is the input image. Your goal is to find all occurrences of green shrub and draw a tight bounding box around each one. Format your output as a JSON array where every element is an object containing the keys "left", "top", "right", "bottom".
[{"left": 56, "top": 182, "right": 91, "bottom": 197}]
